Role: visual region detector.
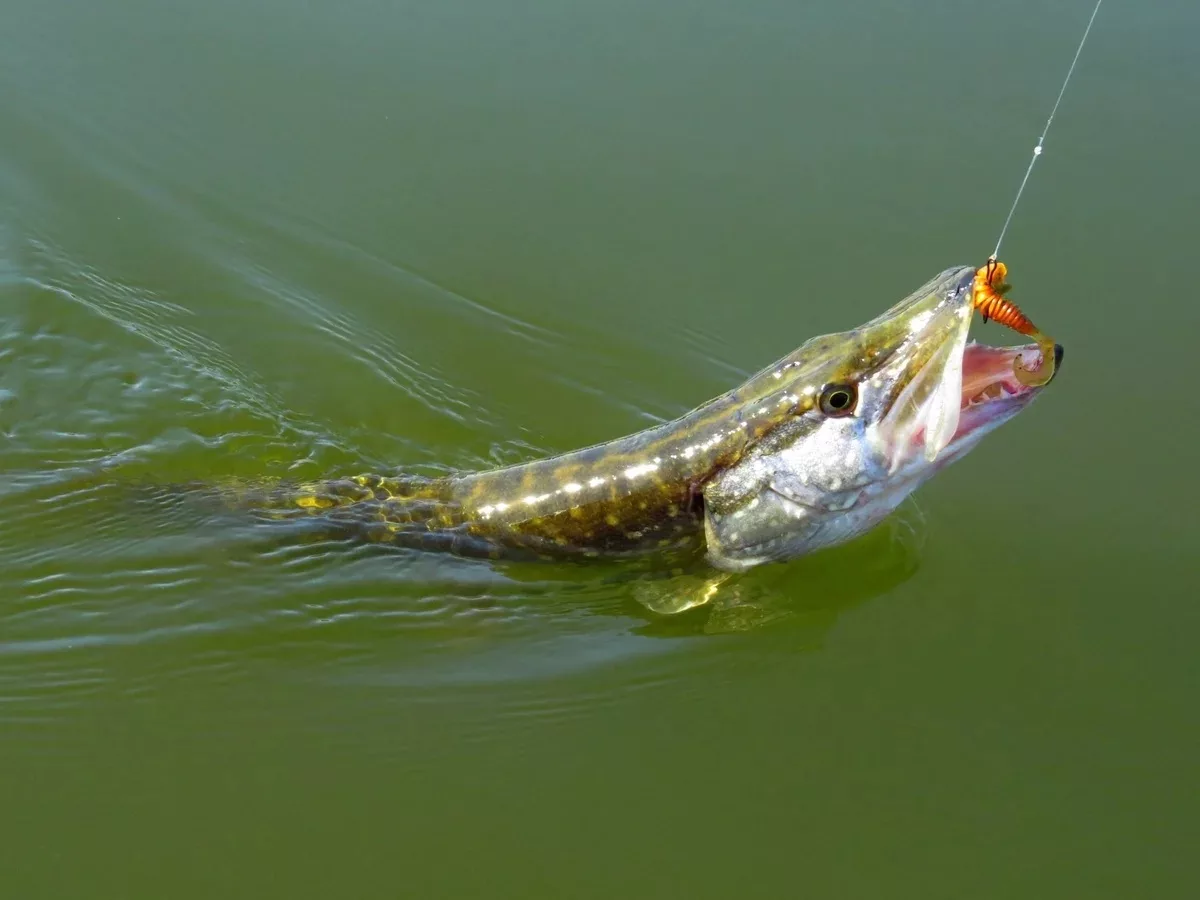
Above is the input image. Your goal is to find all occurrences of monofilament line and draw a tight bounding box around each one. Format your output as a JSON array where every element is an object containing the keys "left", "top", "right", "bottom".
[{"left": 991, "top": 0, "right": 1104, "bottom": 261}]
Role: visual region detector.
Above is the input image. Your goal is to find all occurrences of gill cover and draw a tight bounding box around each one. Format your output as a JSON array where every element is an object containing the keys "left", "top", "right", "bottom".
[{"left": 875, "top": 301, "right": 971, "bottom": 468}]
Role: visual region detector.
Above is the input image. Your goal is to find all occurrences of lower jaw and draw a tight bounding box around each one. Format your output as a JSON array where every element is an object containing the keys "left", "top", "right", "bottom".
[{"left": 945, "top": 391, "right": 1036, "bottom": 458}]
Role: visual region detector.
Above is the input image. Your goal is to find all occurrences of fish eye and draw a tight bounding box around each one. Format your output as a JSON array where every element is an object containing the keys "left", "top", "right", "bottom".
[{"left": 818, "top": 383, "right": 858, "bottom": 416}]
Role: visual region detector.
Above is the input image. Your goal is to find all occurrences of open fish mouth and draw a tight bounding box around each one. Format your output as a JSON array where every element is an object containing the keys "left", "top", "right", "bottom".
[
  {"left": 951, "top": 340, "right": 1062, "bottom": 446},
  {"left": 885, "top": 333, "right": 1062, "bottom": 475}
]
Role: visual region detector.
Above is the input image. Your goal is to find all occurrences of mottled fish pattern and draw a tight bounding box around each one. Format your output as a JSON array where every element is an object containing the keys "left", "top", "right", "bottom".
[
  {"left": 230, "top": 267, "right": 974, "bottom": 565},
  {"left": 238, "top": 332, "right": 884, "bottom": 561}
]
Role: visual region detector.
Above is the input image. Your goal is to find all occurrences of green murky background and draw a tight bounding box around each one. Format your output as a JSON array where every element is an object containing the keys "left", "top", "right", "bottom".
[{"left": 2, "top": 1, "right": 1196, "bottom": 896}]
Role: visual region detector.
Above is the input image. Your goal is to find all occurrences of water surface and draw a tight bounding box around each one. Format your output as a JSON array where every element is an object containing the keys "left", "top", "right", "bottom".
[{"left": 2, "top": 1, "right": 1197, "bottom": 896}]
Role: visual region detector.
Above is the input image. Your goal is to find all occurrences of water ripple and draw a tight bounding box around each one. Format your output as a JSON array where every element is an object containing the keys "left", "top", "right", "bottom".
[
  {"left": 233, "top": 257, "right": 481, "bottom": 425},
  {"left": 0, "top": 129, "right": 930, "bottom": 732}
]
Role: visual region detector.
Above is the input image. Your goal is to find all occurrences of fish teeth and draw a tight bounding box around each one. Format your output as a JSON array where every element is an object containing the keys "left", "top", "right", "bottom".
[{"left": 965, "top": 381, "right": 1017, "bottom": 407}]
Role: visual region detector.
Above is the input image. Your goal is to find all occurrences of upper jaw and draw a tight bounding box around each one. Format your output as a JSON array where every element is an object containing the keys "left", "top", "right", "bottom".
[{"left": 860, "top": 265, "right": 976, "bottom": 332}]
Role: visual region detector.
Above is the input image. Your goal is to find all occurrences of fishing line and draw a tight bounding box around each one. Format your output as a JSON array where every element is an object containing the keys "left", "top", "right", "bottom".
[{"left": 990, "top": 0, "right": 1104, "bottom": 261}]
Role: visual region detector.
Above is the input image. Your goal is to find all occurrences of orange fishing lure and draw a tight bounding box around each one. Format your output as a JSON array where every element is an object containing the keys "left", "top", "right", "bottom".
[{"left": 971, "top": 259, "right": 1058, "bottom": 386}]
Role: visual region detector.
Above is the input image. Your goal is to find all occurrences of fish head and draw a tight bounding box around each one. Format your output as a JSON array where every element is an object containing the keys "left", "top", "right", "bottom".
[{"left": 702, "top": 265, "right": 1060, "bottom": 572}]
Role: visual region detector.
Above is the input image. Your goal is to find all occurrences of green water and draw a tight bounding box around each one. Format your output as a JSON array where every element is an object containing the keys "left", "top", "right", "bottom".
[{"left": 2, "top": 0, "right": 1197, "bottom": 896}]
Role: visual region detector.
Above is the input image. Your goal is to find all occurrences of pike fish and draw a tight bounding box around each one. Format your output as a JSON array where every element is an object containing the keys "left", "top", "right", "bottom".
[{"left": 236, "top": 265, "right": 1060, "bottom": 581}]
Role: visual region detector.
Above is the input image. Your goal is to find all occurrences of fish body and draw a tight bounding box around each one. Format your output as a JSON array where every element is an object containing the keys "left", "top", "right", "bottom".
[
  {"left": 254, "top": 369, "right": 769, "bottom": 561},
  {"left": 247, "top": 265, "right": 1058, "bottom": 572}
]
